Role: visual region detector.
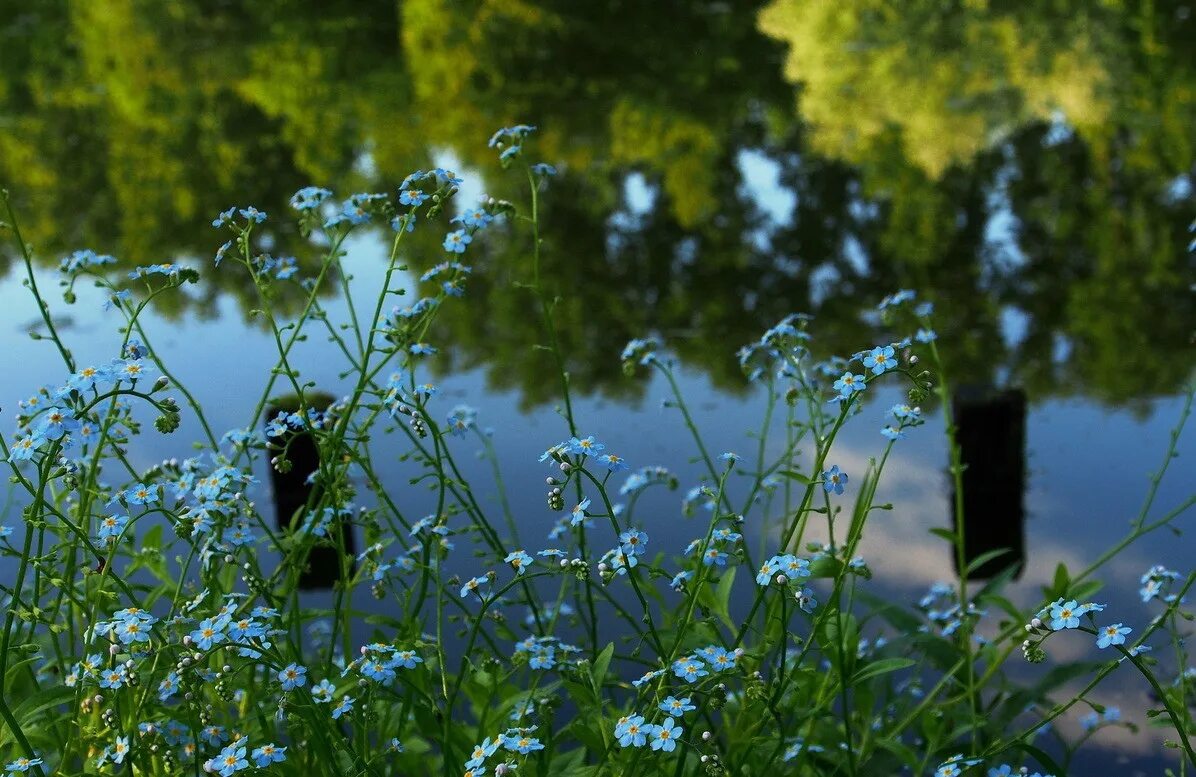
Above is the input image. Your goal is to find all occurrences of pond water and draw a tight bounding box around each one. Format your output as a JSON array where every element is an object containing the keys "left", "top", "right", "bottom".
[{"left": 2, "top": 2, "right": 1194, "bottom": 773}]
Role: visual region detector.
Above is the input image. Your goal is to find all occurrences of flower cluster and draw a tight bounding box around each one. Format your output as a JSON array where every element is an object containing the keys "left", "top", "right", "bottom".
[
  {"left": 613, "top": 715, "right": 683, "bottom": 752},
  {"left": 0, "top": 126, "right": 1188, "bottom": 777}
]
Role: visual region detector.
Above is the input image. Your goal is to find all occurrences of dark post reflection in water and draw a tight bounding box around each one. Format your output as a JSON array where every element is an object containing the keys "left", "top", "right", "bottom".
[
  {"left": 267, "top": 393, "right": 354, "bottom": 589},
  {"left": 951, "top": 388, "right": 1027, "bottom": 580}
]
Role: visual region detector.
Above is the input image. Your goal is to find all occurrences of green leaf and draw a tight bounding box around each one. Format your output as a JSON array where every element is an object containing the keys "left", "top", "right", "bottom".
[
  {"left": 777, "top": 470, "right": 810, "bottom": 485},
  {"left": 928, "top": 527, "right": 956, "bottom": 542},
  {"left": 563, "top": 718, "right": 606, "bottom": 756},
  {"left": 973, "top": 564, "right": 1019, "bottom": 602},
  {"left": 857, "top": 590, "right": 923, "bottom": 633},
  {"left": 817, "top": 613, "right": 860, "bottom": 675},
  {"left": 1070, "top": 579, "right": 1104, "bottom": 602},
  {"left": 0, "top": 685, "right": 76, "bottom": 748},
  {"left": 715, "top": 567, "right": 736, "bottom": 622},
  {"left": 850, "top": 657, "right": 915, "bottom": 686},
  {"left": 1049, "top": 562, "right": 1071, "bottom": 598},
  {"left": 697, "top": 568, "right": 736, "bottom": 630},
  {"left": 591, "top": 643, "right": 614, "bottom": 689},
  {"left": 873, "top": 737, "right": 920, "bottom": 770},
  {"left": 964, "top": 547, "right": 1015, "bottom": 576},
  {"left": 550, "top": 748, "right": 598, "bottom": 775},
  {"left": 975, "top": 592, "right": 1024, "bottom": 625},
  {"left": 143, "top": 523, "right": 163, "bottom": 551},
  {"left": 807, "top": 555, "right": 843, "bottom": 579},
  {"left": 1010, "top": 741, "right": 1067, "bottom": 777},
  {"left": 3, "top": 654, "right": 46, "bottom": 686},
  {"left": 911, "top": 632, "right": 964, "bottom": 671}
]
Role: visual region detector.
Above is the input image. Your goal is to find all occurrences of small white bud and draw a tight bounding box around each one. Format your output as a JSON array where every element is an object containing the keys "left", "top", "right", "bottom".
[{"left": 701, "top": 730, "right": 712, "bottom": 741}]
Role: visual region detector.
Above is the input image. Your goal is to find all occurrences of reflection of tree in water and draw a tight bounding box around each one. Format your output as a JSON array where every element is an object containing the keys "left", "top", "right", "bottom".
[{"left": 0, "top": 0, "right": 1191, "bottom": 402}]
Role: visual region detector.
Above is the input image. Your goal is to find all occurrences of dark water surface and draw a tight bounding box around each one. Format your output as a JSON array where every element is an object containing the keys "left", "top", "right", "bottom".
[{"left": 2, "top": 2, "right": 1195, "bottom": 772}]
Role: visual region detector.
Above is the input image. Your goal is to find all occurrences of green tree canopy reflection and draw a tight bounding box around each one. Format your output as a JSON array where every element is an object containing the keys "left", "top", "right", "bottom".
[{"left": 0, "top": 0, "right": 1191, "bottom": 403}]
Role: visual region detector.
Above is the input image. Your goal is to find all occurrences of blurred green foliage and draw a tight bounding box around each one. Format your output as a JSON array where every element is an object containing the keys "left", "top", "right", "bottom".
[{"left": 1, "top": 0, "right": 1192, "bottom": 405}]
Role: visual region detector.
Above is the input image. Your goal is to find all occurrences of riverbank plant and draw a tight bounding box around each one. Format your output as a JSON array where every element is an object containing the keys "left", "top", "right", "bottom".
[{"left": 0, "top": 127, "right": 1192, "bottom": 776}]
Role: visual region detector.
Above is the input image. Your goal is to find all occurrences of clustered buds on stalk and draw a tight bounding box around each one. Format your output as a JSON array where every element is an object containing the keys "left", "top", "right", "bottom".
[
  {"left": 547, "top": 484, "right": 564, "bottom": 511},
  {"left": 1020, "top": 617, "right": 1051, "bottom": 662},
  {"left": 564, "top": 557, "right": 589, "bottom": 581},
  {"left": 700, "top": 752, "right": 726, "bottom": 775},
  {"left": 392, "top": 403, "right": 428, "bottom": 437},
  {"left": 155, "top": 397, "right": 181, "bottom": 433}
]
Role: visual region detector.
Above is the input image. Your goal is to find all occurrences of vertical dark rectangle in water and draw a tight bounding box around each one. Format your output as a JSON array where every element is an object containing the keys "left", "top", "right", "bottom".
[
  {"left": 951, "top": 388, "right": 1026, "bottom": 580},
  {"left": 267, "top": 394, "right": 356, "bottom": 589}
]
